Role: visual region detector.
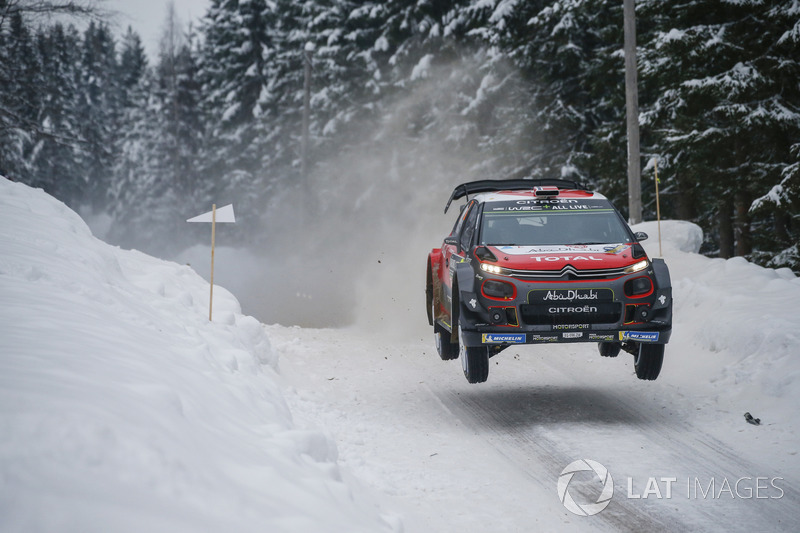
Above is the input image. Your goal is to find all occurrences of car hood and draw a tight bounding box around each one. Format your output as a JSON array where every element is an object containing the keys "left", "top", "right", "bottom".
[{"left": 489, "top": 244, "right": 640, "bottom": 270}]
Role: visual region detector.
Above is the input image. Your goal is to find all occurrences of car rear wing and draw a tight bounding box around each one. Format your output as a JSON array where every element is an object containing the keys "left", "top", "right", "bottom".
[{"left": 443, "top": 179, "right": 588, "bottom": 213}]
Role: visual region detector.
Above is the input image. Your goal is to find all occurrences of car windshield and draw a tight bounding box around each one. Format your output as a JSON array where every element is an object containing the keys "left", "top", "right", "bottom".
[{"left": 480, "top": 203, "right": 631, "bottom": 246}]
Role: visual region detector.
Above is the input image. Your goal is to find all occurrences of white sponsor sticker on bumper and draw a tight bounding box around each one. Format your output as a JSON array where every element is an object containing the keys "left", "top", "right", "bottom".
[
  {"left": 619, "top": 331, "right": 660, "bottom": 342},
  {"left": 482, "top": 333, "right": 526, "bottom": 344}
]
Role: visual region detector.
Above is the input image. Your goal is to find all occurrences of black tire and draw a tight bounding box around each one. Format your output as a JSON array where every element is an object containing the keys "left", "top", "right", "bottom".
[
  {"left": 434, "top": 323, "right": 459, "bottom": 360},
  {"left": 459, "top": 325, "right": 489, "bottom": 383},
  {"left": 635, "top": 343, "right": 664, "bottom": 380},
  {"left": 598, "top": 342, "right": 621, "bottom": 358},
  {"left": 426, "top": 260, "right": 434, "bottom": 326}
]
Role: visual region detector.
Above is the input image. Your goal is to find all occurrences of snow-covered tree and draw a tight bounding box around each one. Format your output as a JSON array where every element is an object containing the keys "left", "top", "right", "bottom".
[
  {"left": 0, "top": 11, "right": 39, "bottom": 181},
  {"left": 638, "top": 0, "right": 800, "bottom": 261},
  {"left": 199, "top": 0, "right": 276, "bottom": 207},
  {"left": 28, "top": 23, "right": 82, "bottom": 202},
  {"left": 73, "top": 22, "right": 119, "bottom": 210}
]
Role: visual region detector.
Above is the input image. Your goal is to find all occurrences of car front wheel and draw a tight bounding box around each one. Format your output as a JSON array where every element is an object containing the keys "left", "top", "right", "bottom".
[
  {"left": 459, "top": 325, "right": 489, "bottom": 383},
  {"left": 634, "top": 343, "right": 664, "bottom": 380}
]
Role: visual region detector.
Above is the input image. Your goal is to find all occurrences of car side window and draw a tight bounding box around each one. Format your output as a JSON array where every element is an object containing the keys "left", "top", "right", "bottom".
[
  {"left": 451, "top": 201, "right": 473, "bottom": 242},
  {"left": 451, "top": 203, "right": 468, "bottom": 238},
  {"left": 460, "top": 202, "right": 480, "bottom": 250}
]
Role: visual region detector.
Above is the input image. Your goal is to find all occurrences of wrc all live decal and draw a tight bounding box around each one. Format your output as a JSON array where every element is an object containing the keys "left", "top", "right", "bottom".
[{"left": 482, "top": 333, "right": 526, "bottom": 344}]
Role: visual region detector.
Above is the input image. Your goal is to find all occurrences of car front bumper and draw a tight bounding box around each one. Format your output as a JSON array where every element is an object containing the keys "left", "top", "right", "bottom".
[{"left": 457, "top": 267, "right": 673, "bottom": 348}]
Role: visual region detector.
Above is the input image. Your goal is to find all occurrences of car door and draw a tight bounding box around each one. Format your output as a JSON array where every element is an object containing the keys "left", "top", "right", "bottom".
[{"left": 442, "top": 200, "right": 479, "bottom": 322}]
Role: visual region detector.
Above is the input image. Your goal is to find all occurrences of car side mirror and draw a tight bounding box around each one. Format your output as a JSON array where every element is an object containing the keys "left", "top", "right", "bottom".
[{"left": 634, "top": 231, "right": 649, "bottom": 242}]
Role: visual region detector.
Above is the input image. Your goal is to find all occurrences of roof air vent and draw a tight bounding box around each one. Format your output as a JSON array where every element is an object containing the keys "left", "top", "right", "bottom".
[{"left": 534, "top": 186, "right": 560, "bottom": 197}]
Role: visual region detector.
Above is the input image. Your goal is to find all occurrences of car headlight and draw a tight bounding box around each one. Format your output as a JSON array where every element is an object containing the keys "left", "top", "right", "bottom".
[
  {"left": 480, "top": 263, "right": 510, "bottom": 275},
  {"left": 623, "top": 259, "right": 649, "bottom": 274},
  {"left": 482, "top": 279, "right": 515, "bottom": 300},
  {"left": 624, "top": 276, "right": 653, "bottom": 297}
]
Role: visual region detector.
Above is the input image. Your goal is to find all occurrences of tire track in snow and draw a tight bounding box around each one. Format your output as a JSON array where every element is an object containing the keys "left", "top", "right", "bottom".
[{"left": 434, "top": 358, "right": 800, "bottom": 532}]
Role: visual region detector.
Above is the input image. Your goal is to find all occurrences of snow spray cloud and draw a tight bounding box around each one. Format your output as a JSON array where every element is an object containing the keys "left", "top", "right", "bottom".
[
  {"left": 184, "top": 54, "right": 529, "bottom": 329},
  {"left": 251, "top": 58, "right": 508, "bottom": 331}
]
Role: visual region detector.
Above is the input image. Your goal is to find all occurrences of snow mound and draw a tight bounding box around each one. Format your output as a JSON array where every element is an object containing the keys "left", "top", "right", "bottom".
[
  {"left": 0, "top": 178, "right": 391, "bottom": 533},
  {"left": 633, "top": 218, "right": 800, "bottom": 418},
  {"left": 633, "top": 219, "right": 703, "bottom": 253}
]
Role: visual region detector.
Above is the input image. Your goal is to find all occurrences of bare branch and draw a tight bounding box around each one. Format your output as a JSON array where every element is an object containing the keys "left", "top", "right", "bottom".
[{"left": 1, "top": 0, "right": 114, "bottom": 29}]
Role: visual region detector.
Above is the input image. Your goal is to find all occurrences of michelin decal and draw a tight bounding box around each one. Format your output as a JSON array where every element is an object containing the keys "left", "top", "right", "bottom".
[{"left": 482, "top": 333, "right": 526, "bottom": 344}]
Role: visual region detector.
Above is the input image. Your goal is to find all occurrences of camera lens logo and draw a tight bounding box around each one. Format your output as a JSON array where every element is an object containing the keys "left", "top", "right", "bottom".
[{"left": 557, "top": 459, "right": 614, "bottom": 516}]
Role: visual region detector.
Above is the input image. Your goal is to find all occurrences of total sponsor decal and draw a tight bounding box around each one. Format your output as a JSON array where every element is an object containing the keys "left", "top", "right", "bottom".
[
  {"left": 619, "top": 331, "right": 660, "bottom": 342},
  {"left": 482, "top": 333, "right": 526, "bottom": 344}
]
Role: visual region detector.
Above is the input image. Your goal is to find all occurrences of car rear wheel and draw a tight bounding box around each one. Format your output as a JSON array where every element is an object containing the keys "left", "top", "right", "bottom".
[
  {"left": 459, "top": 325, "right": 489, "bottom": 383},
  {"left": 434, "top": 323, "right": 459, "bottom": 360},
  {"left": 634, "top": 343, "right": 664, "bottom": 380},
  {"left": 598, "top": 342, "right": 621, "bottom": 357}
]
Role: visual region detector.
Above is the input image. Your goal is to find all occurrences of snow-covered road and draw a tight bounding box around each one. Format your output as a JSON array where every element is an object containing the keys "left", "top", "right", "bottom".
[
  {"left": 4, "top": 176, "right": 799, "bottom": 532},
  {"left": 272, "top": 324, "right": 799, "bottom": 532}
]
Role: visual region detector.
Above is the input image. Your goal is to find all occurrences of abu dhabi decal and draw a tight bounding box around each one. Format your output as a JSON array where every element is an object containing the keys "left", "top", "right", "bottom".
[
  {"left": 619, "top": 331, "right": 660, "bottom": 342},
  {"left": 530, "top": 288, "right": 614, "bottom": 303},
  {"left": 543, "top": 289, "right": 601, "bottom": 301},
  {"left": 482, "top": 333, "right": 526, "bottom": 344},
  {"left": 497, "top": 245, "right": 619, "bottom": 256},
  {"left": 603, "top": 244, "right": 629, "bottom": 255}
]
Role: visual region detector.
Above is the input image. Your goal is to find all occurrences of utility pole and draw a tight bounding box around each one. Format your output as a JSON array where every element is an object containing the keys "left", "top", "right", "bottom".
[
  {"left": 623, "top": 0, "right": 642, "bottom": 224},
  {"left": 301, "top": 42, "right": 314, "bottom": 182}
]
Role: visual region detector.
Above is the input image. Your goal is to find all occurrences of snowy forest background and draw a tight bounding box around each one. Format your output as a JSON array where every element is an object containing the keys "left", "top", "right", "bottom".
[{"left": 1, "top": 0, "right": 799, "bottom": 271}]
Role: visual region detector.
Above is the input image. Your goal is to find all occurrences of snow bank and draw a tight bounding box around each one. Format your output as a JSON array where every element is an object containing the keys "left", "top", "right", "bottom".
[
  {"left": 0, "top": 177, "right": 391, "bottom": 533},
  {"left": 633, "top": 220, "right": 800, "bottom": 417}
]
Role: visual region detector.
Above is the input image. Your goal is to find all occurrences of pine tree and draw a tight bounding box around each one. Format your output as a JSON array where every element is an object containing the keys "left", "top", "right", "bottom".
[
  {"left": 110, "top": 26, "right": 154, "bottom": 247},
  {"left": 110, "top": 12, "right": 207, "bottom": 254},
  {"left": 199, "top": 0, "right": 276, "bottom": 208},
  {"left": 746, "top": 1, "right": 800, "bottom": 270},
  {"left": 74, "top": 22, "right": 120, "bottom": 210},
  {"left": 28, "top": 24, "right": 82, "bottom": 202},
  {"left": 638, "top": 0, "right": 800, "bottom": 261},
  {"left": 0, "top": 11, "right": 39, "bottom": 181}
]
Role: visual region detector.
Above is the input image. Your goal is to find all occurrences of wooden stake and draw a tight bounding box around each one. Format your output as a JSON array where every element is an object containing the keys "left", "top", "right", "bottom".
[
  {"left": 209, "top": 204, "right": 216, "bottom": 321},
  {"left": 654, "top": 161, "right": 663, "bottom": 257}
]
